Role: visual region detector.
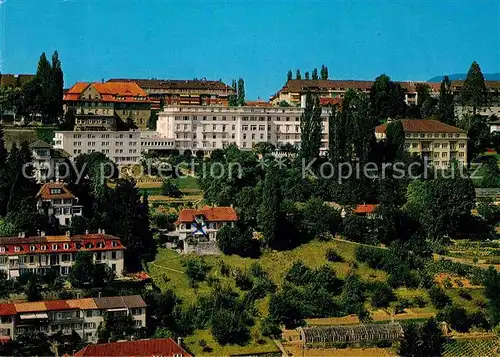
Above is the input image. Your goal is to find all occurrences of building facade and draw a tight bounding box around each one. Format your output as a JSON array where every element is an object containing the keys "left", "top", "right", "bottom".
[
  {"left": 157, "top": 105, "right": 331, "bottom": 154},
  {"left": 0, "top": 295, "right": 146, "bottom": 343},
  {"left": 375, "top": 119, "right": 468, "bottom": 167},
  {"left": 36, "top": 182, "right": 83, "bottom": 226},
  {"left": 63, "top": 82, "right": 152, "bottom": 130},
  {"left": 29, "top": 140, "right": 70, "bottom": 183},
  {"left": 175, "top": 206, "right": 238, "bottom": 254},
  {"left": 0, "top": 232, "right": 125, "bottom": 279},
  {"left": 270, "top": 79, "right": 441, "bottom": 107},
  {"left": 108, "top": 78, "right": 235, "bottom": 109}
]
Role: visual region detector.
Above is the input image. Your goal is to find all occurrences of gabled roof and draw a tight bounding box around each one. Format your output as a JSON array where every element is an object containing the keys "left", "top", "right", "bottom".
[
  {"left": 74, "top": 338, "right": 192, "bottom": 357},
  {"left": 176, "top": 206, "right": 238, "bottom": 224},
  {"left": 375, "top": 119, "right": 466, "bottom": 134},
  {"left": 93, "top": 295, "right": 146, "bottom": 309},
  {"left": 36, "top": 182, "right": 76, "bottom": 200},
  {"left": 29, "top": 140, "right": 52, "bottom": 149},
  {"left": 64, "top": 82, "right": 150, "bottom": 102}
]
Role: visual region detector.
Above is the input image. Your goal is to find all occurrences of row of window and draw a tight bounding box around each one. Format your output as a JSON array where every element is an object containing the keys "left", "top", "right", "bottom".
[
  {"left": 406, "top": 133, "right": 462, "bottom": 139},
  {"left": 72, "top": 133, "right": 136, "bottom": 139},
  {"left": 0, "top": 241, "right": 118, "bottom": 253}
]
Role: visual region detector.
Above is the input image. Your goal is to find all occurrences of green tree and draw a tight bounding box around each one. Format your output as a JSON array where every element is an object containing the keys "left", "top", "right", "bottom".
[
  {"left": 483, "top": 266, "right": 500, "bottom": 326},
  {"left": 97, "top": 313, "right": 135, "bottom": 342},
  {"left": 216, "top": 225, "right": 259, "bottom": 257},
  {"left": 299, "top": 91, "right": 322, "bottom": 162},
  {"left": 50, "top": 50, "right": 64, "bottom": 119},
  {"left": 461, "top": 61, "right": 488, "bottom": 115},
  {"left": 229, "top": 79, "right": 238, "bottom": 106},
  {"left": 287, "top": 70, "right": 293, "bottom": 82},
  {"left": 161, "top": 179, "right": 182, "bottom": 197},
  {"left": 370, "top": 74, "right": 407, "bottom": 122},
  {"left": 252, "top": 142, "right": 275, "bottom": 156},
  {"left": 328, "top": 104, "right": 351, "bottom": 163},
  {"left": 320, "top": 65, "right": 328, "bottom": 80},
  {"left": 210, "top": 308, "right": 250, "bottom": 345},
  {"left": 301, "top": 197, "right": 341, "bottom": 239},
  {"left": 311, "top": 68, "right": 319, "bottom": 80},
  {"left": 182, "top": 257, "right": 211, "bottom": 288},
  {"left": 345, "top": 92, "right": 376, "bottom": 163},
  {"left": 258, "top": 166, "right": 281, "bottom": 248},
  {"left": 304, "top": 71, "right": 310, "bottom": 80},
  {"left": 296, "top": 69, "right": 301, "bottom": 80},
  {"left": 480, "top": 156, "right": 500, "bottom": 188},
  {"left": 386, "top": 120, "right": 406, "bottom": 160},
  {"left": 437, "top": 76, "right": 455, "bottom": 125},
  {"left": 69, "top": 251, "right": 115, "bottom": 288},
  {"left": 399, "top": 318, "right": 443, "bottom": 357},
  {"left": 13, "top": 332, "right": 51, "bottom": 357},
  {"left": 25, "top": 274, "right": 42, "bottom": 302},
  {"left": 237, "top": 78, "right": 245, "bottom": 106}
]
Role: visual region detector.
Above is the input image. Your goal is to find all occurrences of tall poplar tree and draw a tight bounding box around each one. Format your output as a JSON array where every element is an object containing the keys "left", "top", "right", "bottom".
[
  {"left": 369, "top": 74, "right": 407, "bottom": 122},
  {"left": 437, "top": 76, "right": 455, "bottom": 125},
  {"left": 237, "top": 78, "right": 245, "bottom": 106},
  {"left": 299, "top": 91, "right": 322, "bottom": 162},
  {"left": 287, "top": 70, "right": 293, "bottom": 82},
  {"left": 461, "top": 61, "right": 488, "bottom": 115},
  {"left": 304, "top": 71, "right": 310, "bottom": 80},
  {"left": 320, "top": 65, "right": 329, "bottom": 80},
  {"left": 228, "top": 79, "right": 238, "bottom": 106},
  {"left": 50, "top": 50, "right": 64, "bottom": 119},
  {"left": 258, "top": 166, "right": 281, "bottom": 248},
  {"left": 312, "top": 68, "right": 319, "bottom": 80},
  {"left": 296, "top": 69, "right": 301, "bottom": 80}
]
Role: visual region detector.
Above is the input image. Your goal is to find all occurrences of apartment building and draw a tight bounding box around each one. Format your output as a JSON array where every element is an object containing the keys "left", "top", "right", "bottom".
[
  {"left": 73, "top": 338, "right": 191, "bottom": 357},
  {"left": 270, "top": 79, "right": 441, "bottom": 107},
  {"left": 63, "top": 82, "right": 152, "bottom": 130},
  {"left": 108, "top": 78, "right": 235, "bottom": 109},
  {"left": 0, "top": 295, "right": 146, "bottom": 343},
  {"left": 452, "top": 80, "right": 500, "bottom": 120},
  {"left": 375, "top": 119, "right": 468, "bottom": 167},
  {"left": 176, "top": 206, "right": 238, "bottom": 254},
  {"left": 36, "top": 182, "right": 83, "bottom": 226},
  {"left": 0, "top": 231, "right": 125, "bottom": 279},
  {"left": 29, "top": 140, "right": 70, "bottom": 183},
  {"left": 54, "top": 131, "right": 143, "bottom": 165},
  {"left": 157, "top": 105, "right": 331, "bottom": 154}
]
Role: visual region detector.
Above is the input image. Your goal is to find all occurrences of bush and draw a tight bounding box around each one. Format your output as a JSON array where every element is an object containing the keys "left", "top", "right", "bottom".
[
  {"left": 410, "top": 295, "right": 427, "bottom": 308},
  {"left": 182, "top": 257, "right": 211, "bottom": 288},
  {"left": 325, "top": 248, "right": 344, "bottom": 262},
  {"left": 284, "top": 261, "right": 313, "bottom": 286},
  {"left": 161, "top": 179, "right": 182, "bottom": 198},
  {"left": 370, "top": 283, "right": 396, "bottom": 308},
  {"left": 458, "top": 289, "right": 472, "bottom": 300},
  {"left": 428, "top": 285, "right": 451, "bottom": 309},
  {"left": 219, "top": 261, "right": 230, "bottom": 276},
  {"left": 260, "top": 317, "right": 281, "bottom": 338},
  {"left": 234, "top": 269, "right": 253, "bottom": 291},
  {"left": 436, "top": 305, "right": 471, "bottom": 332}
]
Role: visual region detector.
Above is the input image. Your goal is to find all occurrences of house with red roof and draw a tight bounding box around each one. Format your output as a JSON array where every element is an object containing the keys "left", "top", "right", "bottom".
[
  {"left": 36, "top": 182, "right": 83, "bottom": 226},
  {"left": 375, "top": 119, "right": 468, "bottom": 167},
  {"left": 63, "top": 81, "right": 152, "bottom": 130},
  {"left": 0, "top": 231, "right": 125, "bottom": 279},
  {"left": 175, "top": 206, "right": 238, "bottom": 254},
  {"left": 72, "top": 338, "right": 191, "bottom": 357},
  {"left": 0, "top": 295, "right": 145, "bottom": 344}
]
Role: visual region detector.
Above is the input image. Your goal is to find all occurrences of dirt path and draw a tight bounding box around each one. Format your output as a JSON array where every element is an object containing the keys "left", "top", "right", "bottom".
[{"left": 149, "top": 262, "right": 183, "bottom": 274}]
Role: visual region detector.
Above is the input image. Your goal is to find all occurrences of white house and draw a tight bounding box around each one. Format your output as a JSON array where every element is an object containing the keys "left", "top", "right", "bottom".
[
  {"left": 36, "top": 182, "right": 83, "bottom": 226},
  {"left": 175, "top": 206, "right": 238, "bottom": 254},
  {"left": 30, "top": 140, "right": 70, "bottom": 183}
]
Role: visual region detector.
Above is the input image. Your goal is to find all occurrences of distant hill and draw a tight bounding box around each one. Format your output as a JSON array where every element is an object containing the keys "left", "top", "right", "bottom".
[{"left": 428, "top": 73, "right": 500, "bottom": 82}]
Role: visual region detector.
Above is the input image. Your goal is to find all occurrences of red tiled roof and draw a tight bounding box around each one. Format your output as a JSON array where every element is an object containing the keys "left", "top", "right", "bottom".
[
  {"left": 74, "top": 338, "right": 192, "bottom": 357},
  {"left": 353, "top": 204, "right": 378, "bottom": 214},
  {"left": 37, "top": 182, "right": 76, "bottom": 200},
  {"left": 245, "top": 100, "right": 273, "bottom": 107},
  {"left": 0, "top": 295, "right": 144, "bottom": 317},
  {"left": 0, "top": 233, "right": 125, "bottom": 256},
  {"left": 176, "top": 206, "right": 238, "bottom": 224},
  {"left": 0, "top": 304, "right": 17, "bottom": 316},
  {"left": 375, "top": 119, "right": 466, "bottom": 134},
  {"left": 319, "top": 97, "right": 342, "bottom": 106},
  {"left": 64, "top": 82, "right": 151, "bottom": 103}
]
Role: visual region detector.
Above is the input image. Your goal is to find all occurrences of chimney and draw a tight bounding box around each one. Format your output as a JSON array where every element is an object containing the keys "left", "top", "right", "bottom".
[
  {"left": 21, "top": 232, "right": 25, "bottom": 238},
  {"left": 18, "top": 233, "right": 22, "bottom": 238},
  {"left": 102, "top": 229, "right": 105, "bottom": 235},
  {"left": 177, "top": 337, "right": 182, "bottom": 347},
  {"left": 37, "top": 229, "right": 40, "bottom": 236},
  {"left": 98, "top": 228, "right": 101, "bottom": 234},
  {"left": 85, "top": 229, "right": 89, "bottom": 235},
  {"left": 65, "top": 231, "right": 71, "bottom": 237},
  {"left": 98, "top": 291, "right": 102, "bottom": 298},
  {"left": 41, "top": 231, "right": 46, "bottom": 237}
]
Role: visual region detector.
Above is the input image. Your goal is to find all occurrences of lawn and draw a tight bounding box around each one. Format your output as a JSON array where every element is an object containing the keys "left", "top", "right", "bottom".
[{"left": 3, "top": 129, "right": 38, "bottom": 149}]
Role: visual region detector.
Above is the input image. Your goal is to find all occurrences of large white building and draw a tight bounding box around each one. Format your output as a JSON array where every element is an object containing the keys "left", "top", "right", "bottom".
[
  {"left": 54, "top": 105, "right": 332, "bottom": 162},
  {"left": 156, "top": 105, "right": 331, "bottom": 154}
]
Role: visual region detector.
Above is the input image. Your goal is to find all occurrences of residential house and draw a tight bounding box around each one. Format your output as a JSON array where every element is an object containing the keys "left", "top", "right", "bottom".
[
  {"left": 72, "top": 338, "right": 191, "bottom": 357},
  {"left": 375, "top": 119, "right": 468, "bottom": 167},
  {"left": 63, "top": 82, "right": 152, "bottom": 130},
  {"left": 0, "top": 295, "right": 146, "bottom": 343},
  {"left": 0, "top": 231, "right": 125, "bottom": 279},
  {"left": 175, "top": 206, "right": 238, "bottom": 254},
  {"left": 36, "top": 182, "right": 83, "bottom": 226},
  {"left": 30, "top": 140, "right": 70, "bottom": 183}
]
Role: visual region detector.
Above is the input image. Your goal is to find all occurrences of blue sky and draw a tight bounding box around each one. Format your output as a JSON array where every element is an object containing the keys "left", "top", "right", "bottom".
[{"left": 1, "top": 0, "right": 499, "bottom": 99}]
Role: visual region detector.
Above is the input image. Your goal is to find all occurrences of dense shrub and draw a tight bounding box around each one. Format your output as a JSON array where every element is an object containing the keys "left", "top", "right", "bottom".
[
  {"left": 234, "top": 269, "right": 253, "bottom": 291},
  {"left": 427, "top": 285, "right": 451, "bottom": 309},
  {"left": 182, "top": 257, "right": 211, "bottom": 288},
  {"left": 436, "top": 305, "right": 471, "bottom": 332},
  {"left": 260, "top": 317, "right": 281, "bottom": 337},
  {"left": 369, "top": 283, "right": 396, "bottom": 308}
]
